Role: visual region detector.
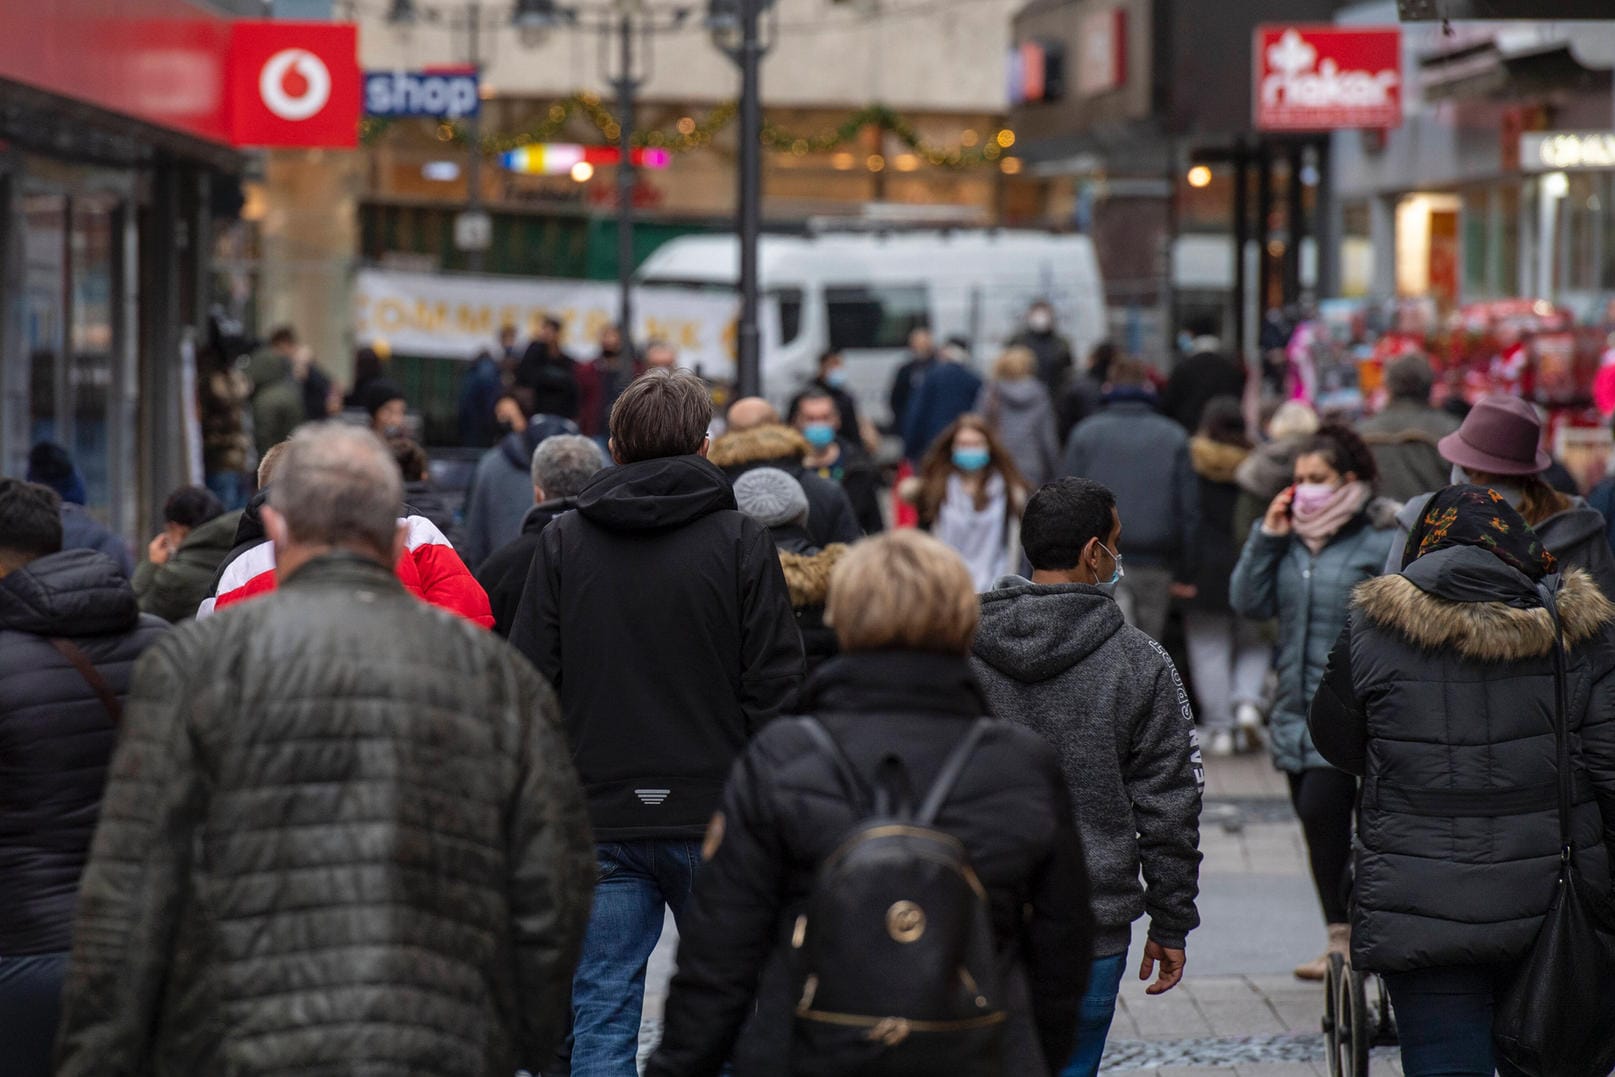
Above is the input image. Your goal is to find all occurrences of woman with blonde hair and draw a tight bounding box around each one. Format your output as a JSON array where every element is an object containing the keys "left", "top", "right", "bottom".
[
  {"left": 975, "top": 346, "right": 1060, "bottom": 488},
  {"left": 899, "top": 415, "right": 1030, "bottom": 592},
  {"left": 649, "top": 530, "right": 1094, "bottom": 1077}
]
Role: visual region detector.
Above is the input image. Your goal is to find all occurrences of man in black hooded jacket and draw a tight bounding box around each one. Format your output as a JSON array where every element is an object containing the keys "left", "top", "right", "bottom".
[{"left": 509, "top": 369, "right": 803, "bottom": 1077}]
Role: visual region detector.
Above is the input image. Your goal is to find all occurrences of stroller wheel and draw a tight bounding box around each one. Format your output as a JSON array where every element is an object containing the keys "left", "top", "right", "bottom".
[
  {"left": 1339, "top": 966, "right": 1371, "bottom": 1077},
  {"left": 1323, "top": 953, "right": 1346, "bottom": 1077}
]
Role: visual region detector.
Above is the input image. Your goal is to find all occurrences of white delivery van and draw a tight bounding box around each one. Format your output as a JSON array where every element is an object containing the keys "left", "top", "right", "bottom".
[{"left": 636, "top": 230, "right": 1106, "bottom": 425}]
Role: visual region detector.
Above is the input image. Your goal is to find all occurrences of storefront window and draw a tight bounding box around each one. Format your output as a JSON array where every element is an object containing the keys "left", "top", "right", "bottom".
[
  {"left": 23, "top": 194, "right": 65, "bottom": 450},
  {"left": 71, "top": 197, "right": 116, "bottom": 511}
]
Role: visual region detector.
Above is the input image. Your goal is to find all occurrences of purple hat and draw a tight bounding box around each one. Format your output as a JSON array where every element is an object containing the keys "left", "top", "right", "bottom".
[{"left": 1437, "top": 394, "right": 1551, "bottom": 476}]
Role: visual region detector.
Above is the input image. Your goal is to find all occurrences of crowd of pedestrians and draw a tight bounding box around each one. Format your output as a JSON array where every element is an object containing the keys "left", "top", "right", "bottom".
[{"left": 3, "top": 303, "right": 1615, "bottom": 1077}]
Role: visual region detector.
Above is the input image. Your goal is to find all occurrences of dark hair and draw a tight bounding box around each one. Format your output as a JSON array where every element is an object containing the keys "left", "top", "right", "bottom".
[
  {"left": 1105, "top": 356, "right": 1150, "bottom": 388},
  {"left": 268, "top": 326, "right": 297, "bottom": 348},
  {"left": 387, "top": 435, "right": 429, "bottom": 482},
  {"left": 817, "top": 350, "right": 842, "bottom": 370},
  {"left": 1183, "top": 313, "right": 1220, "bottom": 340},
  {"left": 1300, "top": 422, "right": 1378, "bottom": 486},
  {"left": 543, "top": 315, "right": 563, "bottom": 333},
  {"left": 1198, "top": 396, "right": 1252, "bottom": 448},
  {"left": 1087, "top": 341, "right": 1118, "bottom": 382},
  {"left": 797, "top": 388, "right": 835, "bottom": 408},
  {"left": 1021, "top": 478, "right": 1116, "bottom": 571},
  {"left": 609, "top": 369, "right": 712, "bottom": 463},
  {"left": 362, "top": 378, "right": 406, "bottom": 417},
  {"left": 497, "top": 390, "right": 533, "bottom": 420},
  {"left": 0, "top": 479, "right": 64, "bottom": 564},
  {"left": 1383, "top": 353, "right": 1435, "bottom": 402},
  {"left": 162, "top": 485, "right": 225, "bottom": 529}
]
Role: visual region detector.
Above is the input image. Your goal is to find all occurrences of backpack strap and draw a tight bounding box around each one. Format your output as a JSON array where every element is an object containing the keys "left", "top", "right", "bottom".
[
  {"left": 915, "top": 718, "right": 994, "bottom": 826},
  {"left": 49, "top": 638, "right": 123, "bottom": 724},
  {"left": 798, "top": 717, "right": 873, "bottom": 813}
]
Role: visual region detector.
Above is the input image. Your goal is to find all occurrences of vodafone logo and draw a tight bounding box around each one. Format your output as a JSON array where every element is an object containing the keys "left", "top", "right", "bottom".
[{"left": 259, "top": 48, "right": 332, "bottom": 122}]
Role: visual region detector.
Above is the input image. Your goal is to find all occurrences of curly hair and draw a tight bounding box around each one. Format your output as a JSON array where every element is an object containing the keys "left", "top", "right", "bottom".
[{"left": 1301, "top": 422, "right": 1379, "bottom": 487}]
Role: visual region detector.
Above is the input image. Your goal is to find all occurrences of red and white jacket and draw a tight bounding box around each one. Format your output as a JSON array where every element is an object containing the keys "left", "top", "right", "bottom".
[{"left": 197, "top": 516, "right": 495, "bottom": 629}]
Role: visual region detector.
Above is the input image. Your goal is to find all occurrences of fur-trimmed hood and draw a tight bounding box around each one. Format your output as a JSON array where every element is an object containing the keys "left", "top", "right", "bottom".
[
  {"left": 1354, "top": 565, "right": 1615, "bottom": 662},
  {"left": 778, "top": 543, "right": 846, "bottom": 608},
  {"left": 709, "top": 424, "right": 809, "bottom": 470},
  {"left": 1189, "top": 437, "right": 1249, "bottom": 484}
]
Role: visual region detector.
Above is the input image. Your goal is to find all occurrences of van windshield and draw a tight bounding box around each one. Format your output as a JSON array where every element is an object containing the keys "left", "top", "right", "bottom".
[{"left": 825, "top": 284, "right": 928, "bottom": 350}]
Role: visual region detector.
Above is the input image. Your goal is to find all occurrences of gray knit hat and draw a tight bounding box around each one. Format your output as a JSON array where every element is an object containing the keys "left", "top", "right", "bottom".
[{"left": 733, "top": 467, "right": 809, "bottom": 529}]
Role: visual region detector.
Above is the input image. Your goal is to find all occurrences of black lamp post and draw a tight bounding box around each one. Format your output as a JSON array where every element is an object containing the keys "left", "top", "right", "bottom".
[{"left": 712, "top": 0, "right": 771, "bottom": 397}]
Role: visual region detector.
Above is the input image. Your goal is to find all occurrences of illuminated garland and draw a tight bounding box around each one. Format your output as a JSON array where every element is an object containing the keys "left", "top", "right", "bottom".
[{"left": 362, "top": 95, "right": 1013, "bottom": 169}]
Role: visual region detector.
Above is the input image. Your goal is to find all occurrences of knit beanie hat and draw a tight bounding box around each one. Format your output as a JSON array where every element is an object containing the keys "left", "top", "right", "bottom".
[{"left": 734, "top": 467, "right": 809, "bottom": 529}]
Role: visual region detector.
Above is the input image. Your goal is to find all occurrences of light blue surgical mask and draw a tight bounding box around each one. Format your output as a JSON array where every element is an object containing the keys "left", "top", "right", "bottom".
[
  {"left": 803, "top": 422, "right": 837, "bottom": 449},
  {"left": 1450, "top": 464, "right": 1525, "bottom": 508},
  {"left": 1096, "top": 540, "right": 1125, "bottom": 587},
  {"left": 953, "top": 447, "right": 991, "bottom": 472},
  {"left": 824, "top": 368, "right": 848, "bottom": 389}
]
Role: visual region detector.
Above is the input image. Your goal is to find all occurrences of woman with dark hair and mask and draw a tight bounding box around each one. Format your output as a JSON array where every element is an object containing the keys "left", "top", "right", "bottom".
[
  {"left": 1229, "top": 422, "right": 1398, "bottom": 981},
  {"left": 1386, "top": 393, "right": 1615, "bottom": 596},
  {"left": 1309, "top": 486, "right": 1615, "bottom": 1076}
]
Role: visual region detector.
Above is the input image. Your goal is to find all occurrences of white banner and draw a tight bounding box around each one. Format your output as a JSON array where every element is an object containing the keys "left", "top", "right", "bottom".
[{"left": 353, "top": 268, "right": 739, "bottom": 380}]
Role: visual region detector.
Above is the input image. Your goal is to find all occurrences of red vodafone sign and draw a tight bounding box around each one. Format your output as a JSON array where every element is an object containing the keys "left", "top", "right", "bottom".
[
  {"left": 1255, "top": 26, "right": 1402, "bottom": 132},
  {"left": 228, "top": 21, "right": 359, "bottom": 147}
]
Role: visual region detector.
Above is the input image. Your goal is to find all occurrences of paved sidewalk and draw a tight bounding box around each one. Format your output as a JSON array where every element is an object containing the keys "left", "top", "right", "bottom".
[{"left": 636, "top": 752, "right": 1407, "bottom": 1076}]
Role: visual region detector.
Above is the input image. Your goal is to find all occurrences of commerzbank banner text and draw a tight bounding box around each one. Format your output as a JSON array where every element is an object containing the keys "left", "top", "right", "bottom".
[{"left": 354, "top": 268, "right": 740, "bottom": 380}]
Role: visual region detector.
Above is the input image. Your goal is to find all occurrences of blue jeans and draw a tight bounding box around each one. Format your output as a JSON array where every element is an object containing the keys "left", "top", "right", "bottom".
[
  {"left": 206, "top": 470, "right": 248, "bottom": 511},
  {"left": 1061, "top": 950, "right": 1128, "bottom": 1077},
  {"left": 1382, "top": 965, "right": 1523, "bottom": 1077},
  {"left": 570, "top": 839, "right": 702, "bottom": 1077},
  {"left": 0, "top": 951, "right": 68, "bottom": 1077}
]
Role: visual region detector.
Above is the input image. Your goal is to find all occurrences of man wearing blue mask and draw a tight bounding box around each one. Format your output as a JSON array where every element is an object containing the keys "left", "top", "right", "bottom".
[
  {"left": 972, "top": 477, "right": 1204, "bottom": 1077},
  {"left": 794, "top": 390, "right": 885, "bottom": 534},
  {"left": 788, "top": 350, "right": 864, "bottom": 444}
]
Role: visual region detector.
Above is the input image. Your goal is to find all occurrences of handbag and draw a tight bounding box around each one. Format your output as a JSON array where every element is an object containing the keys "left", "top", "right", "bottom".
[{"left": 1491, "top": 578, "right": 1615, "bottom": 1077}]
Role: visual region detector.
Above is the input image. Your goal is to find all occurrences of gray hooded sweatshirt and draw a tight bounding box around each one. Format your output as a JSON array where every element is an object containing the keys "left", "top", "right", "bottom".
[{"left": 972, "top": 577, "right": 1204, "bottom": 957}]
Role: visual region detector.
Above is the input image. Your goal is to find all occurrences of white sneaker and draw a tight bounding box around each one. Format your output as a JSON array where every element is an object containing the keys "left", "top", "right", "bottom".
[
  {"left": 1207, "top": 730, "right": 1237, "bottom": 756},
  {"left": 1235, "top": 702, "right": 1264, "bottom": 730}
]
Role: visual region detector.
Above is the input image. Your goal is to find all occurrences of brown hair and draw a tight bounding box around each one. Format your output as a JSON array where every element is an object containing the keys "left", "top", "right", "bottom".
[
  {"left": 827, "top": 531, "right": 979, "bottom": 655},
  {"left": 1466, "top": 470, "right": 1572, "bottom": 528},
  {"left": 609, "top": 369, "right": 713, "bottom": 463},
  {"left": 387, "top": 435, "right": 428, "bottom": 483},
  {"left": 912, "top": 414, "right": 1028, "bottom": 528}
]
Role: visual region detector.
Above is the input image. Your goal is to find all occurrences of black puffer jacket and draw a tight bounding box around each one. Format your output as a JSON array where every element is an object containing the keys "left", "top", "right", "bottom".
[
  {"left": 54, "top": 554, "right": 595, "bottom": 1076},
  {"left": 509, "top": 455, "right": 804, "bottom": 840},
  {"left": 0, "top": 550, "right": 167, "bottom": 955},
  {"left": 648, "top": 653, "right": 1093, "bottom": 1077},
  {"left": 476, "top": 498, "right": 574, "bottom": 637},
  {"left": 1309, "top": 547, "right": 1615, "bottom": 973}
]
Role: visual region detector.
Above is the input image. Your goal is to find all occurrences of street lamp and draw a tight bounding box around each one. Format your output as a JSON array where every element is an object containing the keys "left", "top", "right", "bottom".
[{"left": 713, "top": 0, "right": 774, "bottom": 398}]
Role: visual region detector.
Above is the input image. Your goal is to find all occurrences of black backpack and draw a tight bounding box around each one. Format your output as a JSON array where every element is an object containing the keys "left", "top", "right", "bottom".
[{"left": 788, "top": 717, "right": 1006, "bottom": 1077}]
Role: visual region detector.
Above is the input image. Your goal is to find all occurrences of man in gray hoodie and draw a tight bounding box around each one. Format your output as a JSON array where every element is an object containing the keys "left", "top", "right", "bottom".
[{"left": 972, "top": 477, "right": 1204, "bottom": 1077}]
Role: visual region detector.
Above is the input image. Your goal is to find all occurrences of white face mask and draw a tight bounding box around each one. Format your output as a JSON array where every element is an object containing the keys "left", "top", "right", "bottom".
[
  {"left": 1451, "top": 464, "right": 1524, "bottom": 508},
  {"left": 1027, "top": 310, "right": 1053, "bottom": 333}
]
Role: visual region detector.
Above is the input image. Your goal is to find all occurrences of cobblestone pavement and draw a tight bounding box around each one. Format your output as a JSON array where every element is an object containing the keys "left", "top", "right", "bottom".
[{"left": 635, "top": 752, "right": 1407, "bottom": 1076}]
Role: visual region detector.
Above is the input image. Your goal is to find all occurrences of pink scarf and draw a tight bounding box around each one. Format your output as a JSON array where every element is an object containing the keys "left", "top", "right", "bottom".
[{"left": 1292, "top": 481, "right": 1371, "bottom": 554}]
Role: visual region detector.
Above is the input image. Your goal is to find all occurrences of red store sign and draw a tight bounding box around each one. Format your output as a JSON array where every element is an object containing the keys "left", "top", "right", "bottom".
[
  {"left": 228, "top": 22, "right": 360, "bottom": 148},
  {"left": 1254, "top": 26, "right": 1402, "bottom": 132}
]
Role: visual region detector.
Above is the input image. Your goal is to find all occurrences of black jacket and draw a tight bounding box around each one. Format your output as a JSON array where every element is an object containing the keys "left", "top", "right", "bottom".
[
  {"left": 1309, "top": 548, "right": 1615, "bottom": 974},
  {"left": 710, "top": 425, "right": 863, "bottom": 546},
  {"left": 647, "top": 653, "right": 1094, "bottom": 1077},
  {"left": 805, "top": 437, "right": 885, "bottom": 537},
  {"left": 515, "top": 343, "right": 580, "bottom": 420},
  {"left": 1184, "top": 437, "right": 1251, "bottom": 612},
  {"left": 1161, "top": 351, "right": 1245, "bottom": 432},
  {"left": 54, "top": 554, "right": 594, "bottom": 1076},
  {"left": 0, "top": 550, "right": 167, "bottom": 955},
  {"left": 476, "top": 499, "right": 574, "bottom": 637},
  {"left": 403, "top": 479, "right": 459, "bottom": 544},
  {"left": 509, "top": 455, "right": 804, "bottom": 840}
]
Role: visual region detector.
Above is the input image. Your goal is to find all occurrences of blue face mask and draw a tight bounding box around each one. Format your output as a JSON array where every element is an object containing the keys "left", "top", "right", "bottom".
[
  {"left": 803, "top": 422, "right": 837, "bottom": 449},
  {"left": 953, "top": 447, "right": 991, "bottom": 472},
  {"left": 1096, "top": 540, "right": 1124, "bottom": 586},
  {"left": 824, "top": 368, "right": 848, "bottom": 389}
]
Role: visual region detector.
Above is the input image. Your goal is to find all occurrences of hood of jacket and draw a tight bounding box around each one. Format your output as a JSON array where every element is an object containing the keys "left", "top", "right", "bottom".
[
  {"left": 708, "top": 423, "right": 809, "bottom": 471},
  {"left": 972, "top": 576, "right": 1127, "bottom": 683},
  {"left": 179, "top": 509, "right": 244, "bottom": 559},
  {"left": 0, "top": 548, "right": 141, "bottom": 636},
  {"left": 1536, "top": 500, "right": 1607, "bottom": 551},
  {"left": 1354, "top": 547, "right": 1615, "bottom": 662},
  {"left": 232, "top": 489, "right": 270, "bottom": 549},
  {"left": 1234, "top": 437, "right": 1301, "bottom": 498},
  {"left": 778, "top": 542, "right": 847, "bottom": 608},
  {"left": 1189, "top": 437, "right": 1250, "bottom": 484},
  {"left": 574, "top": 454, "right": 736, "bottom": 533},
  {"left": 987, "top": 378, "right": 1048, "bottom": 411}
]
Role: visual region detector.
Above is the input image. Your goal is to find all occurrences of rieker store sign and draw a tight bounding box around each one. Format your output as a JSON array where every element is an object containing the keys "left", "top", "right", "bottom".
[{"left": 1255, "top": 26, "right": 1403, "bottom": 132}]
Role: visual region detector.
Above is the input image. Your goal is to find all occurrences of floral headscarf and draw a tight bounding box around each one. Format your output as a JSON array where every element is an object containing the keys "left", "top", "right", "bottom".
[{"left": 1402, "top": 484, "right": 1557, "bottom": 579}]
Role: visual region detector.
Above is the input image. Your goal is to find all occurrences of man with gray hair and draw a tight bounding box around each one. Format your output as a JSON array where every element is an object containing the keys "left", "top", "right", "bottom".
[
  {"left": 1356, "top": 352, "right": 1459, "bottom": 503},
  {"left": 477, "top": 433, "right": 607, "bottom": 637},
  {"left": 55, "top": 423, "right": 595, "bottom": 1077}
]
